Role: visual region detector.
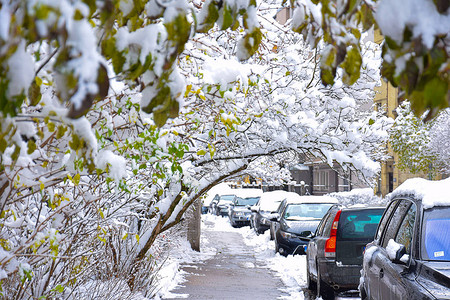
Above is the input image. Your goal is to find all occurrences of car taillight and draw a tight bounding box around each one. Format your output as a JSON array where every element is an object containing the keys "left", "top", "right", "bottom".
[{"left": 325, "top": 210, "right": 341, "bottom": 258}]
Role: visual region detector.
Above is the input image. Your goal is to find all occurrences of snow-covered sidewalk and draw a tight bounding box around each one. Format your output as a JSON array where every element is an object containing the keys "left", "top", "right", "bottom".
[{"left": 156, "top": 214, "right": 359, "bottom": 300}]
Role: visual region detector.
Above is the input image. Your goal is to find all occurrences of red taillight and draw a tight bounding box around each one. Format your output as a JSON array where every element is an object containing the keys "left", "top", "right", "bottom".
[{"left": 325, "top": 210, "right": 341, "bottom": 258}]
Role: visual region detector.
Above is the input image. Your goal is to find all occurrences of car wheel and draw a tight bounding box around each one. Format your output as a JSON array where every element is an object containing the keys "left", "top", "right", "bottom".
[
  {"left": 317, "top": 264, "right": 334, "bottom": 300},
  {"left": 306, "top": 259, "right": 316, "bottom": 291}
]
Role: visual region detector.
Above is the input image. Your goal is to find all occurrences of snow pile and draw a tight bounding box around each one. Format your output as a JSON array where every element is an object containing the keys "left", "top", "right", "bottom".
[
  {"left": 155, "top": 237, "right": 216, "bottom": 299},
  {"left": 240, "top": 228, "right": 306, "bottom": 299}
]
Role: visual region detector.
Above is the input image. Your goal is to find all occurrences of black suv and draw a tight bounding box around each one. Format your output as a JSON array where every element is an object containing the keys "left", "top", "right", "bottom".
[
  {"left": 360, "top": 177, "right": 450, "bottom": 300},
  {"left": 306, "top": 206, "right": 384, "bottom": 299}
]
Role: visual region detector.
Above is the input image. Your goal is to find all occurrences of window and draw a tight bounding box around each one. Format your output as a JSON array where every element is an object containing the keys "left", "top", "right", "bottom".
[
  {"left": 337, "top": 209, "right": 385, "bottom": 240},
  {"left": 381, "top": 200, "right": 415, "bottom": 249},
  {"left": 314, "top": 170, "right": 329, "bottom": 191},
  {"left": 394, "top": 204, "right": 416, "bottom": 254},
  {"left": 316, "top": 212, "right": 332, "bottom": 236},
  {"left": 422, "top": 207, "right": 450, "bottom": 261},
  {"left": 375, "top": 200, "right": 398, "bottom": 242},
  {"left": 235, "top": 197, "right": 260, "bottom": 206},
  {"left": 283, "top": 203, "right": 334, "bottom": 220}
]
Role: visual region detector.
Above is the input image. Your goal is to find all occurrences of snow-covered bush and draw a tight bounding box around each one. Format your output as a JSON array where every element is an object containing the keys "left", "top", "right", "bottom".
[{"left": 328, "top": 188, "right": 386, "bottom": 207}]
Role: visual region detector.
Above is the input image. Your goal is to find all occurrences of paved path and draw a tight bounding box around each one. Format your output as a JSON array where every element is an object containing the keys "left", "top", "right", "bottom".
[{"left": 163, "top": 224, "right": 288, "bottom": 299}]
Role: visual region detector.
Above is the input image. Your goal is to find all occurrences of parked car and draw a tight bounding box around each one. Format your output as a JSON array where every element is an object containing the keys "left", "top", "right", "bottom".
[
  {"left": 228, "top": 189, "right": 263, "bottom": 227},
  {"left": 360, "top": 177, "right": 450, "bottom": 300},
  {"left": 203, "top": 183, "right": 233, "bottom": 214},
  {"left": 211, "top": 194, "right": 236, "bottom": 216},
  {"left": 251, "top": 190, "right": 289, "bottom": 234},
  {"left": 306, "top": 206, "right": 385, "bottom": 299},
  {"left": 272, "top": 195, "right": 338, "bottom": 256}
]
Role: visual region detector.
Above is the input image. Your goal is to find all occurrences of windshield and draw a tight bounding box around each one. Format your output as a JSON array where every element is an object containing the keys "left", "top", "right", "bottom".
[
  {"left": 235, "top": 197, "right": 260, "bottom": 206},
  {"left": 422, "top": 207, "right": 450, "bottom": 261},
  {"left": 283, "top": 203, "right": 334, "bottom": 220},
  {"left": 218, "top": 195, "right": 235, "bottom": 204}
]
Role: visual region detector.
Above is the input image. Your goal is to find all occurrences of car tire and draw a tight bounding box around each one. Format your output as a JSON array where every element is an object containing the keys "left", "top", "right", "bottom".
[
  {"left": 306, "top": 259, "right": 316, "bottom": 291},
  {"left": 317, "top": 264, "right": 334, "bottom": 300}
]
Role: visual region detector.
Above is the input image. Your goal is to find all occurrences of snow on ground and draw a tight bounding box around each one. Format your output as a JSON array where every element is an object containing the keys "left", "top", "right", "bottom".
[
  {"left": 157, "top": 213, "right": 360, "bottom": 299},
  {"left": 154, "top": 233, "right": 216, "bottom": 299}
]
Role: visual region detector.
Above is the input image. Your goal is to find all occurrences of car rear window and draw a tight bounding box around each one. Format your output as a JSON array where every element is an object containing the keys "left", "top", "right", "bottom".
[
  {"left": 337, "top": 209, "right": 384, "bottom": 240},
  {"left": 422, "top": 207, "right": 450, "bottom": 261}
]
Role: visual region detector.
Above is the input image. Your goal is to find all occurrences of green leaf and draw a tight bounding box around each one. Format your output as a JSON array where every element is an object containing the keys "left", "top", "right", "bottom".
[
  {"left": 423, "top": 77, "right": 448, "bottom": 109},
  {"left": 73, "top": 173, "right": 81, "bottom": 186},
  {"left": 238, "top": 27, "right": 262, "bottom": 61},
  {"left": 341, "top": 46, "right": 362, "bottom": 85},
  {"left": 197, "top": 0, "right": 219, "bottom": 33},
  {"left": 196, "top": 149, "right": 206, "bottom": 156},
  {"left": 54, "top": 285, "right": 64, "bottom": 293},
  {"left": 28, "top": 78, "right": 42, "bottom": 106},
  {"left": 27, "top": 140, "right": 36, "bottom": 155},
  {"left": 220, "top": 4, "right": 234, "bottom": 30}
]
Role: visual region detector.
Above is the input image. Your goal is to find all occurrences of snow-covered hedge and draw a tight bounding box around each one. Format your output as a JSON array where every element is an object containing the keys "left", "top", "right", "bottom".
[{"left": 328, "top": 188, "right": 386, "bottom": 207}]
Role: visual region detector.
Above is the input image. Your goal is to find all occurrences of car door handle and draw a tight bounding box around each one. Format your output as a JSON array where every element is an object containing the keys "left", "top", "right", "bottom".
[{"left": 379, "top": 268, "right": 384, "bottom": 279}]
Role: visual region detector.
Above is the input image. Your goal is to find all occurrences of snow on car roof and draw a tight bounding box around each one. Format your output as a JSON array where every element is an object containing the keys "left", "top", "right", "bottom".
[
  {"left": 257, "top": 191, "right": 291, "bottom": 211},
  {"left": 388, "top": 177, "right": 450, "bottom": 209},
  {"left": 202, "top": 182, "right": 232, "bottom": 205},
  {"left": 229, "top": 188, "right": 263, "bottom": 198},
  {"left": 259, "top": 190, "right": 289, "bottom": 201},
  {"left": 285, "top": 195, "right": 338, "bottom": 204}
]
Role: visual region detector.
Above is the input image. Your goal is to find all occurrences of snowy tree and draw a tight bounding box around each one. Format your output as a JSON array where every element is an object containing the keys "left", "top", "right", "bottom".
[
  {"left": 390, "top": 101, "right": 436, "bottom": 174},
  {"left": 391, "top": 102, "right": 450, "bottom": 175},
  {"left": 0, "top": 0, "right": 407, "bottom": 297},
  {"left": 429, "top": 110, "right": 450, "bottom": 173},
  {"left": 290, "top": 0, "right": 450, "bottom": 119}
]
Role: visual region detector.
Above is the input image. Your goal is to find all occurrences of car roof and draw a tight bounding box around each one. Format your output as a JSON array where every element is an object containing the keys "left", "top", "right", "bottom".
[
  {"left": 387, "top": 177, "right": 450, "bottom": 209},
  {"left": 228, "top": 188, "right": 263, "bottom": 198},
  {"left": 284, "top": 195, "right": 338, "bottom": 205},
  {"left": 340, "top": 206, "right": 385, "bottom": 211},
  {"left": 259, "top": 190, "right": 294, "bottom": 201}
]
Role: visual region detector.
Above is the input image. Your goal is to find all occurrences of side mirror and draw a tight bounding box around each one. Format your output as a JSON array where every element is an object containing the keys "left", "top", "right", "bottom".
[
  {"left": 270, "top": 213, "right": 280, "bottom": 222},
  {"left": 387, "top": 239, "right": 407, "bottom": 264}
]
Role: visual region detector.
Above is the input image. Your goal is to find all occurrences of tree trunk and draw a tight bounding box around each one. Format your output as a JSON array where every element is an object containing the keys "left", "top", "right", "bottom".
[{"left": 187, "top": 198, "right": 201, "bottom": 252}]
